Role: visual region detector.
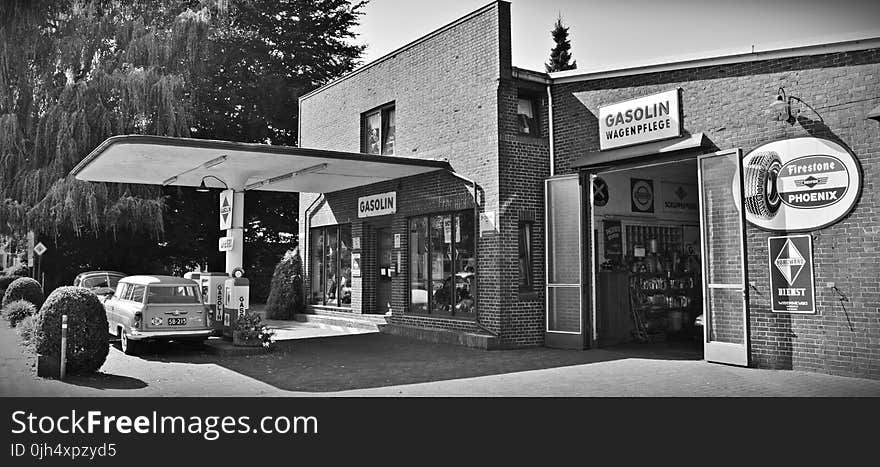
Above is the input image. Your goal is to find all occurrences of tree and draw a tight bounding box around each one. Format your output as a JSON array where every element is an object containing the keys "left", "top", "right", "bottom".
[
  {"left": 0, "top": 1, "right": 366, "bottom": 294},
  {"left": 545, "top": 15, "right": 577, "bottom": 73}
]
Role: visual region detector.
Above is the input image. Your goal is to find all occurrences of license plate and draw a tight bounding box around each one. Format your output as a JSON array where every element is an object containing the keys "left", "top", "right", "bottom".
[{"left": 167, "top": 317, "right": 187, "bottom": 326}]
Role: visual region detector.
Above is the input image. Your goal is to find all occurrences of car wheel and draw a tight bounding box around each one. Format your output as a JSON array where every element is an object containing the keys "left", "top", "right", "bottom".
[{"left": 120, "top": 328, "right": 139, "bottom": 356}]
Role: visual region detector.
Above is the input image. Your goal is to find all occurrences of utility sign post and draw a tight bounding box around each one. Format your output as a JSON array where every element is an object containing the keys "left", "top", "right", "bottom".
[
  {"left": 33, "top": 242, "right": 47, "bottom": 286},
  {"left": 219, "top": 189, "right": 234, "bottom": 230}
]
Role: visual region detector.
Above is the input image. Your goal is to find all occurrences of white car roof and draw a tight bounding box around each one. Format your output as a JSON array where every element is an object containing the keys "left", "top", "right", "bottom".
[{"left": 119, "top": 275, "right": 198, "bottom": 286}]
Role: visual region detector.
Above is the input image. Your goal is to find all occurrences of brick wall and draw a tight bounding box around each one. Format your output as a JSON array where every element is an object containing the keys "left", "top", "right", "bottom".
[{"left": 552, "top": 48, "right": 880, "bottom": 378}]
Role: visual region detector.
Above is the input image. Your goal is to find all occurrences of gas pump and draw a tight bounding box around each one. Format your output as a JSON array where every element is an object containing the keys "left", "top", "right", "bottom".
[
  {"left": 222, "top": 267, "right": 249, "bottom": 338},
  {"left": 199, "top": 272, "right": 228, "bottom": 335}
]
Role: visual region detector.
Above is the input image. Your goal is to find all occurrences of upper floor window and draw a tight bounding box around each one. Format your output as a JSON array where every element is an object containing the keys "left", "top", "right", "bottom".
[
  {"left": 362, "top": 103, "right": 395, "bottom": 155},
  {"left": 517, "top": 95, "right": 539, "bottom": 136}
]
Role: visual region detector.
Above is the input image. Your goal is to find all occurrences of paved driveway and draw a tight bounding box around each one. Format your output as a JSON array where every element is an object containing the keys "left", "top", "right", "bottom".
[{"left": 1, "top": 322, "right": 878, "bottom": 397}]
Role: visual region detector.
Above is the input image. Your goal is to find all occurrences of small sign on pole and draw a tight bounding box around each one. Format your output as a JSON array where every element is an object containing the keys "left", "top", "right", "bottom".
[
  {"left": 218, "top": 236, "right": 234, "bottom": 252},
  {"left": 34, "top": 242, "right": 47, "bottom": 256},
  {"left": 219, "top": 189, "right": 234, "bottom": 230}
]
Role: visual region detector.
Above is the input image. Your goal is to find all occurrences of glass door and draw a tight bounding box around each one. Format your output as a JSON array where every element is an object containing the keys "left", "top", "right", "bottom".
[
  {"left": 545, "top": 175, "right": 585, "bottom": 349},
  {"left": 697, "top": 149, "right": 749, "bottom": 366}
]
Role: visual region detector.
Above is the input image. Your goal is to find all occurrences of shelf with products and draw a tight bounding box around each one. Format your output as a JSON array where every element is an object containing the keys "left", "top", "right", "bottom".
[{"left": 627, "top": 250, "right": 702, "bottom": 342}]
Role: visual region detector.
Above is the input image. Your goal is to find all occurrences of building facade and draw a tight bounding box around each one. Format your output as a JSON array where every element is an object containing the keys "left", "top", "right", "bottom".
[{"left": 298, "top": 1, "right": 880, "bottom": 378}]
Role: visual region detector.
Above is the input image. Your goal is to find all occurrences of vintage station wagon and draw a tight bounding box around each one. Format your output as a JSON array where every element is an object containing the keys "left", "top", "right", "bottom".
[{"left": 104, "top": 275, "right": 212, "bottom": 355}]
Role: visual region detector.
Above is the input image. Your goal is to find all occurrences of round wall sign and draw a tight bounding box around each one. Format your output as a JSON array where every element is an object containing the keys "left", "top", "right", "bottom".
[
  {"left": 593, "top": 177, "right": 609, "bottom": 206},
  {"left": 741, "top": 137, "right": 861, "bottom": 232}
]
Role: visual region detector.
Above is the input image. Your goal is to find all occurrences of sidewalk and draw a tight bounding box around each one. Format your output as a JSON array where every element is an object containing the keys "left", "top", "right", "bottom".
[{"left": 1, "top": 320, "right": 878, "bottom": 397}]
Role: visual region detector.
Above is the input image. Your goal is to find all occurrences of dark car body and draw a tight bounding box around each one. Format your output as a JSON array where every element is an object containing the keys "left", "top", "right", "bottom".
[{"left": 73, "top": 271, "right": 128, "bottom": 296}]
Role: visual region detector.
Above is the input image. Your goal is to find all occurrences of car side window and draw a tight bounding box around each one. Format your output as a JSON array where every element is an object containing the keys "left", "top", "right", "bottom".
[{"left": 129, "top": 285, "right": 146, "bottom": 303}]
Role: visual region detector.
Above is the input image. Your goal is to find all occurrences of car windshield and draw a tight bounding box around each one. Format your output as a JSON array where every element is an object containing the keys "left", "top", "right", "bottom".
[
  {"left": 146, "top": 285, "right": 200, "bottom": 304},
  {"left": 82, "top": 276, "right": 109, "bottom": 288},
  {"left": 108, "top": 276, "right": 124, "bottom": 288}
]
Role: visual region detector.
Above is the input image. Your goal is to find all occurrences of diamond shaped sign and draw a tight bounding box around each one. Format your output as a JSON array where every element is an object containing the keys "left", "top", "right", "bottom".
[
  {"left": 219, "top": 189, "right": 233, "bottom": 230},
  {"left": 773, "top": 239, "right": 805, "bottom": 285},
  {"left": 33, "top": 242, "right": 47, "bottom": 256}
]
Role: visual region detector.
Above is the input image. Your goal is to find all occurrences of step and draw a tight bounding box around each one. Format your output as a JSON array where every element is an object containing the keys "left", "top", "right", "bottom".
[
  {"left": 380, "top": 323, "right": 500, "bottom": 350},
  {"left": 293, "top": 312, "right": 386, "bottom": 332}
]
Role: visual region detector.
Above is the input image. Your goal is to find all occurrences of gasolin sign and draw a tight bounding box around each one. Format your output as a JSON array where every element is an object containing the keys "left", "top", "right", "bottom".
[
  {"left": 598, "top": 89, "right": 682, "bottom": 150},
  {"left": 768, "top": 234, "right": 815, "bottom": 314},
  {"left": 741, "top": 137, "right": 862, "bottom": 231},
  {"left": 358, "top": 191, "right": 396, "bottom": 218},
  {"left": 219, "top": 189, "right": 234, "bottom": 230}
]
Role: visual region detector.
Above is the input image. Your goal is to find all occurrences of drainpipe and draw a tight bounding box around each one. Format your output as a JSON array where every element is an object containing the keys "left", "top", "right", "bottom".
[
  {"left": 547, "top": 83, "right": 555, "bottom": 177},
  {"left": 446, "top": 170, "right": 499, "bottom": 338}
]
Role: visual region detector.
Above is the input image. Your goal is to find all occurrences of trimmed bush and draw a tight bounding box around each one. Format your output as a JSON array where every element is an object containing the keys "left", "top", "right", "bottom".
[
  {"left": 4, "top": 264, "right": 30, "bottom": 277},
  {"left": 2, "top": 277, "right": 44, "bottom": 309},
  {"left": 2, "top": 299, "right": 37, "bottom": 327},
  {"left": 265, "top": 248, "right": 305, "bottom": 320},
  {"left": 34, "top": 287, "right": 109, "bottom": 375},
  {"left": 17, "top": 314, "right": 38, "bottom": 349},
  {"left": 0, "top": 275, "right": 22, "bottom": 298}
]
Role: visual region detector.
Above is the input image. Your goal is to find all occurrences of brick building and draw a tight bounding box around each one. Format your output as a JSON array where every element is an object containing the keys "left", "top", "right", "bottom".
[{"left": 298, "top": 1, "right": 880, "bottom": 378}]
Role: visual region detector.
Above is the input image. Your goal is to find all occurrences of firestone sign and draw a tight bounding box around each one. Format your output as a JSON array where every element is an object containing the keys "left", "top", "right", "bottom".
[
  {"left": 358, "top": 191, "right": 396, "bottom": 218},
  {"left": 742, "top": 137, "right": 862, "bottom": 232},
  {"left": 598, "top": 89, "right": 682, "bottom": 150}
]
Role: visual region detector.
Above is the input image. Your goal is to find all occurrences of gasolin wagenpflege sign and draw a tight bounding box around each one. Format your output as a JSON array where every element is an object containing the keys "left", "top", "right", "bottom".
[
  {"left": 768, "top": 234, "right": 815, "bottom": 314},
  {"left": 741, "top": 137, "right": 861, "bottom": 231},
  {"left": 598, "top": 89, "right": 682, "bottom": 150}
]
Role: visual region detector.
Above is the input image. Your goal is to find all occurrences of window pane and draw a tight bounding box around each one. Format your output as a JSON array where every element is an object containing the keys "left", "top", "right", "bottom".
[
  {"left": 325, "top": 226, "right": 339, "bottom": 306},
  {"left": 409, "top": 217, "right": 429, "bottom": 314},
  {"left": 547, "top": 177, "right": 580, "bottom": 284},
  {"left": 517, "top": 97, "right": 536, "bottom": 135},
  {"left": 339, "top": 225, "right": 352, "bottom": 307},
  {"left": 453, "top": 211, "right": 475, "bottom": 315},
  {"left": 430, "top": 215, "right": 453, "bottom": 315},
  {"left": 310, "top": 228, "right": 324, "bottom": 305},
  {"left": 382, "top": 107, "right": 395, "bottom": 155},
  {"left": 129, "top": 285, "right": 146, "bottom": 303},
  {"left": 519, "top": 223, "right": 533, "bottom": 292},
  {"left": 364, "top": 111, "right": 381, "bottom": 154}
]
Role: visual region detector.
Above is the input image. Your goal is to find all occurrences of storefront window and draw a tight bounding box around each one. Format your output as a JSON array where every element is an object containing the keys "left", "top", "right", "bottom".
[
  {"left": 408, "top": 210, "right": 475, "bottom": 317},
  {"left": 409, "top": 217, "right": 429, "bottom": 314},
  {"left": 310, "top": 225, "right": 352, "bottom": 308}
]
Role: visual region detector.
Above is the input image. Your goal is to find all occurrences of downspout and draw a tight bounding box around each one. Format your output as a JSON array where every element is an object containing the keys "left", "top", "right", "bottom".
[
  {"left": 547, "top": 83, "right": 555, "bottom": 177},
  {"left": 447, "top": 170, "right": 499, "bottom": 338}
]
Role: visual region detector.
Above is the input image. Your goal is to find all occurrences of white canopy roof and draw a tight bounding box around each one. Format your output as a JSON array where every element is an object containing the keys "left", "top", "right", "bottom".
[{"left": 72, "top": 135, "right": 452, "bottom": 192}]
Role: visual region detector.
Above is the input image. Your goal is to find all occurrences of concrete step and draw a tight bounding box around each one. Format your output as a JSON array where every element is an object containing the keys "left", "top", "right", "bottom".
[
  {"left": 293, "top": 312, "right": 386, "bottom": 332},
  {"left": 380, "top": 323, "right": 500, "bottom": 350}
]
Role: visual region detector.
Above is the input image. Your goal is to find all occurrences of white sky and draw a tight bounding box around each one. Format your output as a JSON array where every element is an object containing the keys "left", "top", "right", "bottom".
[{"left": 352, "top": 0, "right": 880, "bottom": 72}]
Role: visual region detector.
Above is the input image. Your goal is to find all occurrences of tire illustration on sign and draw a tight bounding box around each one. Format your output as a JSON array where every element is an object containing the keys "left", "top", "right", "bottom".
[{"left": 743, "top": 150, "right": 782, "bottom": 219}]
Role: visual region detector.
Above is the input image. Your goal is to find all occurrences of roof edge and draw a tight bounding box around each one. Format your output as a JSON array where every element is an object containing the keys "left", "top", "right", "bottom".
[{"left": 552, "top": 35, "right": 880, "bottom": 83}]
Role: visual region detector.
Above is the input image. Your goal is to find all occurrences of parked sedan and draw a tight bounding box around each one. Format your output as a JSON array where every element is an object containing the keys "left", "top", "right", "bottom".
[
  {"left": 73, "top": 270, "right": 128, "bottom": 297},
  {"left": 103, "top": 275, "right": 212, "bottom": 355}
]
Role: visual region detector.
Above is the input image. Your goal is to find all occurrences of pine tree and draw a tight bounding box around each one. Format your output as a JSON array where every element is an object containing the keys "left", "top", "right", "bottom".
[{"left": 545, "top": 15, "right": 577, "bottom": 73}]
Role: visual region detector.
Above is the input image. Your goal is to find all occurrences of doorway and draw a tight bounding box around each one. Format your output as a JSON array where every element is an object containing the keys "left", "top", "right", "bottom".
[
  {"left": 589, "top": 151, "right": 749, "bottom": 364},
  {"left": 375, "top": 227, "right": 393, "bottom": 314}
]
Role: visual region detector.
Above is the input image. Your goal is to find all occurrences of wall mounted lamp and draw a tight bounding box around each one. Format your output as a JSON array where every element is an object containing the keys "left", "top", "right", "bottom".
[
  {"left": 196, "top": 175, "right": 229, "bottom": 192},
  {"left": 770, "top": 87, "right": 793, "bottom": 121}
]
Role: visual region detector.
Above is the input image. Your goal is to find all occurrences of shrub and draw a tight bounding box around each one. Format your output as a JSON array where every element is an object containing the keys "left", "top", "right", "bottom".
[
  {"left": 4, "top": 264, "right": 30, "bottom": 277},
  {"left": 2, "top": 277, "right": 45, "bottom": 309},
  {"left": 0, "top": 275, "right": 22, "bottom": 298},
  {"left": 34, "top": 287, "right": 109, "bottom": 374},
  {"left": 17, "top": 314, "right": 38, "bottom": 350},
  {"left": 2, "top": 299, "right": 37, "bottom": 327},
  {"left": 265, "top": 248, "right": 305, "bottom": 320}
]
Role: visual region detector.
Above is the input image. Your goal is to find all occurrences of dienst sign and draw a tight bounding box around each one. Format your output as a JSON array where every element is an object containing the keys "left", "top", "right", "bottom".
[
  {"left": 358, "top": 191, "right": 396, "bottom": 218},
  {"left": 598, "top": 89, "right": 682, "bottom": 150}
]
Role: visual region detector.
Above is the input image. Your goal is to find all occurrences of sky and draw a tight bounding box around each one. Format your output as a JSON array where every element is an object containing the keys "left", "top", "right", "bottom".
[{"left": 352, "top": 0, "right": 880, "bottom": 72}]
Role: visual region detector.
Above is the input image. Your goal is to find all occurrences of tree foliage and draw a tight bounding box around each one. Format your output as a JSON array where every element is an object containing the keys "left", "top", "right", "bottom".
[
  {"left": 545, "top": 15, "right": 576, "bottom": 73},
  {"left": 0, "top": 1, "right": 366, "bottom": 296}
]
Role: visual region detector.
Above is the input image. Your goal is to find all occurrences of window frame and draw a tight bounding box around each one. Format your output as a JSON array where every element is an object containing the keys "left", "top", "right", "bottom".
[
  {"left": 309, "top": 224, "right": 352, "bottom": 309},
  {"left": 518, "top": 221, "right": 535, "bottom": 294},
  {"left": 516, "top": 93, "right": 541, "bottom": 137},
  {"left": 407, "top": 209, "right": 476, "bottom": 319},
  {"left": 361, "top": 102, "right": 396, "bottom": 155}
]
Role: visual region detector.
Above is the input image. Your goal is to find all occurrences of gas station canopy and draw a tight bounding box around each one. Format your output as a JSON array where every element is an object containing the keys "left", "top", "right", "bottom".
[{"left": 71, "top": 135, "right": 453, "bottom": 192}]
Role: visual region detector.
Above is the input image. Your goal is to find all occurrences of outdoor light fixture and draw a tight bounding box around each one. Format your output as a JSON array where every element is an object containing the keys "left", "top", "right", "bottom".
[
  {"left": 770, "top": 87, "right": 792, "bottom": 120},
  {"left": 202, "top": 154, "right": 228, "bottom": 169},
  {"left": 243, "top": 163, "right": 328, "bottom": 190},
  {"left": 162, "top": 175, "right": 178, "bottom": 186},
  {"left": 196, "top": 175, "right": 229, "bottom": 192},
  {"left": 161, "top": 154, "right": 229, "bottom": 187},
  {"left": 868, "top": 104, "right": 880, "bottom": 121}
]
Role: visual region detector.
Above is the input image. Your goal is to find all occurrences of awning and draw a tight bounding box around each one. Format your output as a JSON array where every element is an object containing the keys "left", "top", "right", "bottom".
[
  {"left": 570, "top": 133, "right": 709, "bottom": 169},
  {"left": 71, "top": 135, "right": 453, "bottom": 192}
]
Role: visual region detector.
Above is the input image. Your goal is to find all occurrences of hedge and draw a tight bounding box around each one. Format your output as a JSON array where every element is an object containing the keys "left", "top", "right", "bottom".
[
  {"left": 0, "top": 275, "right": 22, "bottom": 298},
  {"left": 265, "top": 248, "right": 305, "bottom": 320},
  {"left": 34, "top": 287, "right": 109, "bottom": 374},
  {"left": 2, "top": 299, "right": 37, "bottom": 327},
  {"left": 2, "top": 277, "right": 44, "bottom": 309},
  {"left": 4, "top": 264, "right": 30, "bottom": 277}
]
